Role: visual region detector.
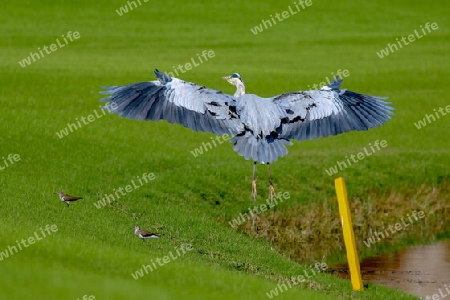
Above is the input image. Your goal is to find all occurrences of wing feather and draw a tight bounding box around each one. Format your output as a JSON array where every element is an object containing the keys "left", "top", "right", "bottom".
[
  {"left": 100, "top": 70, "right": 244, "bottom": 135},
  {"left": 273, "top": 77, "right": 394, "bottom": 141}
]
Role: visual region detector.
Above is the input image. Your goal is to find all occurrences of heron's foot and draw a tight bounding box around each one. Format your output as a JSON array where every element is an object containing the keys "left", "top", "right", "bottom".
[
  {"left": 268, "top": 183, "right": 276, "bottom": 202},
  {"left": 252, "top": 179, "right": 257, "bottom": 202}
]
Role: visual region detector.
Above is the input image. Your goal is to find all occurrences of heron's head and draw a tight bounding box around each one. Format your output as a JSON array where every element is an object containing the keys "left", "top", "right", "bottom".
[{"left": 222, "top": 73, "right": 244, "bottom": 87}]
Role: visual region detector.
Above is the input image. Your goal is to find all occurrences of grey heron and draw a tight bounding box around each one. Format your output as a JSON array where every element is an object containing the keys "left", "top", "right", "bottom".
[{"left": 100, "top": 70, "right": 393, "bottom": 201}]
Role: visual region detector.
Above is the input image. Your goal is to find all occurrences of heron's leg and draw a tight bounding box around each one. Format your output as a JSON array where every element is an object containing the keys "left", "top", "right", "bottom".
[
  {"left": 267, "top": 163, "right": 276, "bottom": 201},
  {"left": 252, "top": 161, "right": 257, "bottom": 202}
]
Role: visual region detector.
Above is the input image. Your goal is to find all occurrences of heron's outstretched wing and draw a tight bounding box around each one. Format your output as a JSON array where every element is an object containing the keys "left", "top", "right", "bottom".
[
  {"left": 100, "top": 70, "right": 244, "bottom": 135},
  {"left": 273, "top": 76, "right": 394, "bottom": 141}
]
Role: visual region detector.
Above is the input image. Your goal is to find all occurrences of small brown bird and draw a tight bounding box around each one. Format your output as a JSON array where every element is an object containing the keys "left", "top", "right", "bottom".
[
  {"left": 56, "top": 191, "right": 83, "bottom": 207},
  {"left": 133, "top": 226, "right": 160, "bottom": 242}
]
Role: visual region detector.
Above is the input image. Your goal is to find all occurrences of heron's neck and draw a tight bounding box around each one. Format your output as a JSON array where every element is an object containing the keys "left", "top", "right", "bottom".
[{"left": 234, "top": 83, "right": 245, "bottom": 97}]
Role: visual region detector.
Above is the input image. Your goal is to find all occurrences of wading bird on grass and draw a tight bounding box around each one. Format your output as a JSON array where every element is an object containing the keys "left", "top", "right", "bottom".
[
  {"left": 100, "top": 70, "right": 393, "bottom": 201},
  {"left": 133, "top": 226, "right": 160, "bottom": 242},
  {"left": 56, "top": 191, "right": 83, "bottom": 207}
]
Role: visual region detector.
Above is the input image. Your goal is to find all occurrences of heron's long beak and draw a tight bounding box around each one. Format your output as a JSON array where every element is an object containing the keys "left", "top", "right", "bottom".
[{"left": 222, "top": 76, "right": 231, "bottom": 82}]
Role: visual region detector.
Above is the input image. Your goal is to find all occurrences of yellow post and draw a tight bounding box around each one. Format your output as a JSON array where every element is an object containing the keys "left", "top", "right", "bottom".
[{"left": 334, "top": 177, "right": 363, "bottom": 291}]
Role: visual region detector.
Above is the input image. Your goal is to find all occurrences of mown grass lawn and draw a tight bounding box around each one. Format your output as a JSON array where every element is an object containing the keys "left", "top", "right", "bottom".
[{"left": 0, "top": 0, "right": 448, "bottom": 299}]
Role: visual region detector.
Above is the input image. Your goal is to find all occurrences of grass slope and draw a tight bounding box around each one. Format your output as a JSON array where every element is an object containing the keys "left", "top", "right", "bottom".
[{"left": 0, "top": 0, "right": 448, "bottom": 299}]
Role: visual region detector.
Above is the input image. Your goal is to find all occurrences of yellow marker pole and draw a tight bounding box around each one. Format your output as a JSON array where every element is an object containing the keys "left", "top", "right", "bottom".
[{"left": 334, "top": 177, "right": 363, "bottom": 291}]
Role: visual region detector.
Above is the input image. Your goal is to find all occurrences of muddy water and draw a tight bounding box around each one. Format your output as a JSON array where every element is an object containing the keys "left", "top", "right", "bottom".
[{"left": 329, "top": 241, "right": 450, "bottom": 298}]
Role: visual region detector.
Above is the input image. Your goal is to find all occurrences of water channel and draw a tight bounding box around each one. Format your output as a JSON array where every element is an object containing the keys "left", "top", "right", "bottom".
[{"left": 329, "top": 241, "right": 450, "bottom": 298}]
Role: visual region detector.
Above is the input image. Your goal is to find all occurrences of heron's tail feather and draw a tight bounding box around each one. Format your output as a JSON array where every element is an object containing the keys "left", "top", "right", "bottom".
[{"left": 230, "top": 132, "right": 292, "bottom": 163}]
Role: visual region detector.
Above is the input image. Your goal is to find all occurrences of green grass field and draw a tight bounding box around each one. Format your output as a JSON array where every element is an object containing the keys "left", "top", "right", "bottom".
[{"left": 1, "top": 0, "right": 448, "bottom": 299}]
